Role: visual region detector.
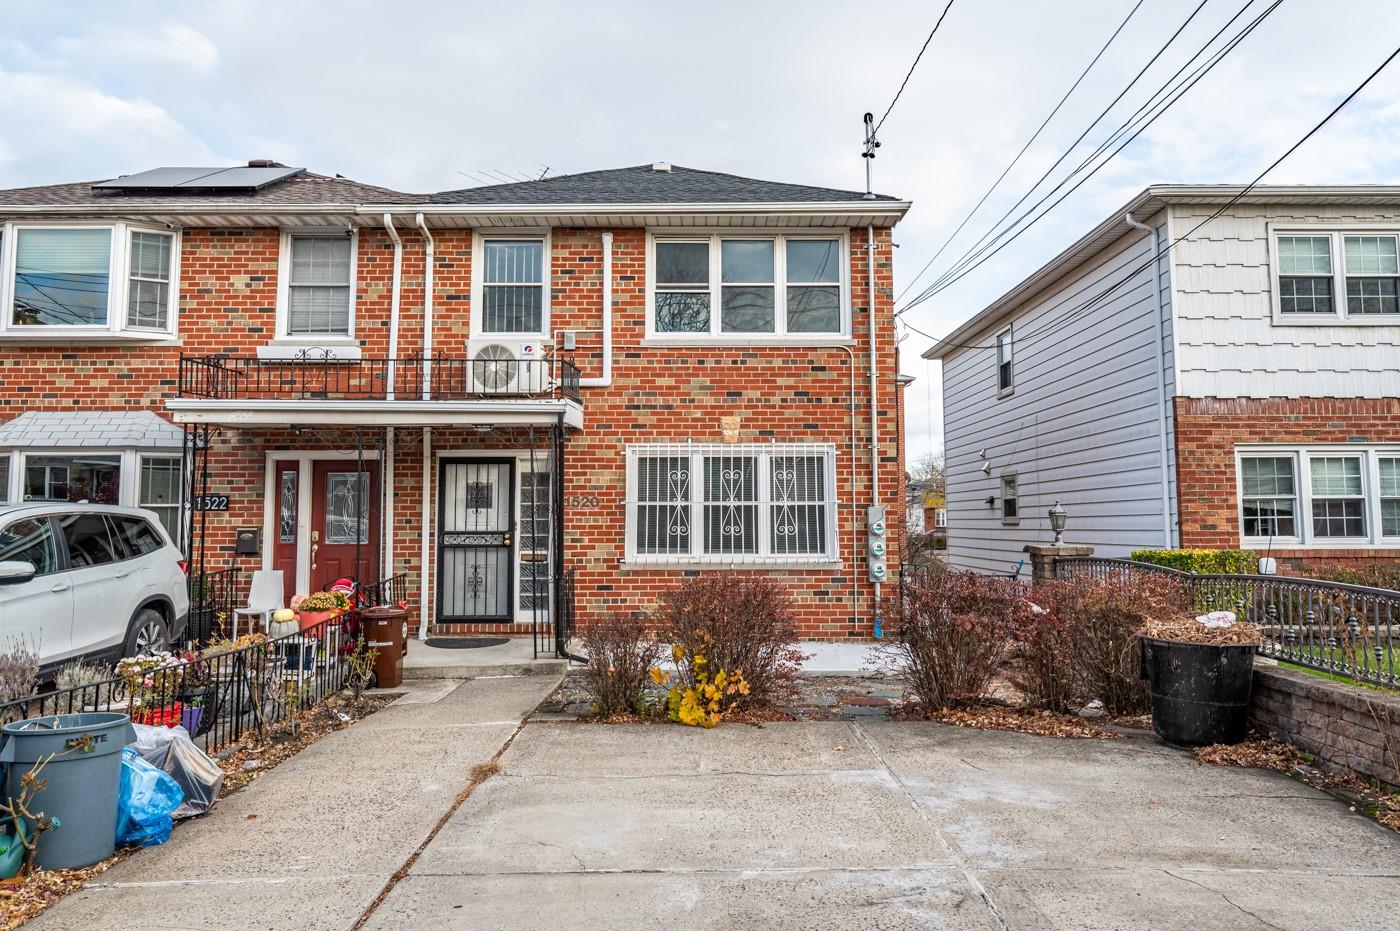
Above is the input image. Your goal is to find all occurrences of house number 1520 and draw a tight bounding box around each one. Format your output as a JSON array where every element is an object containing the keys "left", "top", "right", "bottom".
[{"left": 564, "top": 495, "right": 600, "bottom": 508}]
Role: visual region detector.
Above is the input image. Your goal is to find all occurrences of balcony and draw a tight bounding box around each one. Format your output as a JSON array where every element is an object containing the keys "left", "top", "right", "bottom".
[{"left": 167, "top": 353, "right": 583, "bottom": 428}]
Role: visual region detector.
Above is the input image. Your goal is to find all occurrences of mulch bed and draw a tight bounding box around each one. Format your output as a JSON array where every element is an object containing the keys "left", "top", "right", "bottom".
[{"left": 0, "top": 691, "right": 394, "bottom": 930}]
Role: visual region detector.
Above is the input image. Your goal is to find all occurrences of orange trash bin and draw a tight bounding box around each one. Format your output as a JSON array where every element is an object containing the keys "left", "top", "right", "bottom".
[{"left": 359, "top": 605, "right": 408, "bottom": 689}]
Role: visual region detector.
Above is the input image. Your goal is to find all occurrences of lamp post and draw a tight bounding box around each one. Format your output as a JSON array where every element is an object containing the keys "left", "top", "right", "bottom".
[{"left": 1049, "top": 501, "right": 1068, "bottom": 546}]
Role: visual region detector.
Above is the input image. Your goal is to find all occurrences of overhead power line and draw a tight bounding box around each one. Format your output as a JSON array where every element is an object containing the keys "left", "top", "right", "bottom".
[
  {"left": 874, "top": 0, "right": 957, "bottom": 135},
  {"left": 907, "top": 40, "right": 1400, "bottom": 356},
  {"left": 894, "top": 0, "right": 1148, "bottom": 305}
]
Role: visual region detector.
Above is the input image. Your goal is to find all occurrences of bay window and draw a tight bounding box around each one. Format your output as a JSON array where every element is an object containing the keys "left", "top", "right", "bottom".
[
  {"left": 1239, "top": 447, "right": 1400, "bottom": 545},
  {"left": 1273, "top": 229, "right": 1400, "bottom": 321},
  {"left": 627, "top": 444, "right": 837, "bottom": 563},
  {"left": 1, "top": 223, "right": 177, "bottom": 336},
  {"left": 649, "top": 234, "right": 848, "bottom": 338}
]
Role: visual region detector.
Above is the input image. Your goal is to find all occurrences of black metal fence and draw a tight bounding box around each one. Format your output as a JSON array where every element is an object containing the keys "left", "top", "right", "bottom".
[
  {"left": 185, "top": 566, "right": 245, "bottom": 645},
  {"left": 178, "top": 353, "right": 582, "bottom": 403},
  {"left": 5, "top": 618, "right": 354, "bottom": 757},
  {"left": 1054, "top": 557, "right": 1399, "bottom": 689},
  {"left": 360, "top": 573, "right": 409, "bottom": 608}
]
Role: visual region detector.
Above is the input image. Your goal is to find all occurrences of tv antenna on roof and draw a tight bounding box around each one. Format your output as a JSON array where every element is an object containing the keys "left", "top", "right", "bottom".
[{"left": 861, "top": 112, "right": 879, "bottom": 200}]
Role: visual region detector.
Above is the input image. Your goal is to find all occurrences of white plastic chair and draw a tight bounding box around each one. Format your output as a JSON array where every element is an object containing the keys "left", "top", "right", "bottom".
[{"left": 232, "top": 570, "right": 284, "bottom": 639}]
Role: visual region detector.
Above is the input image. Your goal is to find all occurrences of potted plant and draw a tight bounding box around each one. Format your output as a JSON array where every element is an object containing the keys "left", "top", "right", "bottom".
[
  {"left": 296, "top": 591, "right": 349, "bottom": 633},
  {"left": 117, "top": 652, "right": 184, "bottom": 727},
  {"left": 1140, "top": 611, "right": 1263, "bottom": 746}
]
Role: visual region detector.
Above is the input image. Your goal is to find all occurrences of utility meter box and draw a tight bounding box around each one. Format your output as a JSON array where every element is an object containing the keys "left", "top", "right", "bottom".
[{"left": 866, "top": 505, "right": 887, "bottom": 583}]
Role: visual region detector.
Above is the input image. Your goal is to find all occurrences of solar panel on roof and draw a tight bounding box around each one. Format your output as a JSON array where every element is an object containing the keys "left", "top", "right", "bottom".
[{"left": 92, "top": 166, "right": 302, "bottom": 193}]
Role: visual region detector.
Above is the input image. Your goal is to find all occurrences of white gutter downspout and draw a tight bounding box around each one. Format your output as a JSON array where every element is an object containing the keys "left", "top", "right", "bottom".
[
  {"left": 415, "top": 213, "right": 435, "bottom": 639},
  {"left": 577, "top": 231, "right": 614, "bottom": 388},
  {"left": 867, "top": 224, "right": 882, "bottom": 637},
  {"left": 381, "top": 214, "right": 403, "bottom": 586},
  {"left": 1126, "top": 212, "right": 1174, "bottom": 548}
]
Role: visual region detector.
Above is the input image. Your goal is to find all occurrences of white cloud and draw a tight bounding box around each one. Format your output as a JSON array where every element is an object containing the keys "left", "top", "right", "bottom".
[{"left": 53, "top": 24, "right": 219, "bottom": 74}]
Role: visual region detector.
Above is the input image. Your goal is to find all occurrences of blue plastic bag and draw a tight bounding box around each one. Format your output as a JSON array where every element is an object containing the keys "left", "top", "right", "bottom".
[{"left": 116, "top": 748, "right": 183, "bottom": 847}]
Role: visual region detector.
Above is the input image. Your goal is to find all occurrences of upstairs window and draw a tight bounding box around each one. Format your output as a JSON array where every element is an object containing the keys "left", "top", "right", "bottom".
[
  {"left": 649, "top": 234, "right": 847, "bottom": 338},
  {"left": 1, "top": 224, "right": 176, "bottom": 336},
  {"left": 284, "top": 233, "right": 353, "bottom": 337},
  {"left": 481, "top": 239, "right": 545, "bottom": 334},
  {"left": 996, "top": 327, "right": 1014, "bottom": 394},
  {"left": 1273, "top": 230, "right": 1400, "bottom": 321}
]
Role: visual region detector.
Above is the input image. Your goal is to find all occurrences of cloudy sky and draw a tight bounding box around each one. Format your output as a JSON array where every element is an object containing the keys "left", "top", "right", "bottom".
[{"left": 4, "top": 0, "right": 1399, "bottom": 462}]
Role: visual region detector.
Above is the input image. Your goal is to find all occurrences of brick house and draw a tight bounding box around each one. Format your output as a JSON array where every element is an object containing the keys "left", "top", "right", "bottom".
[
  {"left": 0, "top": 162, "right": 910, "bottom": 644},
  {"left": 927, "top": 185, "right": 1400, "bottom": 575}
]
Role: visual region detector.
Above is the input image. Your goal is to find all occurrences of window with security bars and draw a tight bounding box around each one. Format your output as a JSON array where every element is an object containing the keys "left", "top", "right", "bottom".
[
  {"left": 628, "top": 445, "right": 836, "bottom": 562},
  {"left": 287, "top": 235, "right": 352, "bottom": 335},
  {"left": 482, "top": 240, "right": 544, "bottom": 333}
]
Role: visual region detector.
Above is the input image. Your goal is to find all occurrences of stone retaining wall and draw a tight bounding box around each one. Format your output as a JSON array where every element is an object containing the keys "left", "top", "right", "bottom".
[{"left": 1250, "top": 663, "right": 1400, "bottom": 788}]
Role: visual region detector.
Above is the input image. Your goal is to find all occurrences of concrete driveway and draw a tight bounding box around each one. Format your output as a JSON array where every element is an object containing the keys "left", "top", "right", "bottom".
[{"left": 365, "top": 720, "right": 1399, "bottom": 931}]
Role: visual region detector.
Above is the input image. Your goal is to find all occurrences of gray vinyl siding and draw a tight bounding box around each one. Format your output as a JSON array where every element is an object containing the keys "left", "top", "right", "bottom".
[
  {"left": 942, "top": 216, "right": 1175, "bottom": 573},
  {"left": 1169, "top": 203, "right": 1400, "bottom": 398}
]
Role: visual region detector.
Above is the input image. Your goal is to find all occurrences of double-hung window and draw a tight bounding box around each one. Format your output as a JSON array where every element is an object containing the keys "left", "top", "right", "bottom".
[
  {"left": 479, "top": 238, "right": 546, "bottom": 335},
  {"left": 627, "top": 444, "right": 837, "bottom": 563},
  {"left": 1238, "top": 447, "right": 1400, "bottom": 545},
  {"left": 284, "top": 233, "right": 354, "bottom": 338},
  {"left": 1000, "top": 475, "right": 1019, "bottom": 524},
  {"left": 996, "top": 327, "right": 1014, "bottom": 394},
  {"left": 649, "top": 234, "right": 847, "bottom": 338},
  {"left": 1273, "top": 230, "right": 1400, "bottom": 321},
  {"left": 1, "top": 223, "right": 177, "bottom": 337}
]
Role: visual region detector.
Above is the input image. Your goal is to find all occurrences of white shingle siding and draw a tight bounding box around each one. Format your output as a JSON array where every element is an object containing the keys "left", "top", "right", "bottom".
[
  {"left": 1169, "top": 203, "right": 1400, "bottom": 398},
  {"left": 941, "top": 213, "right": 1175, "bottom": 574}
]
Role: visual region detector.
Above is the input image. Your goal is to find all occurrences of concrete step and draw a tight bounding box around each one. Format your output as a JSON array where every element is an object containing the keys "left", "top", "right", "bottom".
[
  {"left": 403, "top": 659, "right": 569, "bottom": 680},
  {"left": 403, "top": 636, "right": 573, "bottom": 680}
]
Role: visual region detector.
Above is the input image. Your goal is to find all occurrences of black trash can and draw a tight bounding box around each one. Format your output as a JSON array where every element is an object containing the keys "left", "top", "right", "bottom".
[{"left": 1142, "top": 638, "right": 1255, "bottom": 746}]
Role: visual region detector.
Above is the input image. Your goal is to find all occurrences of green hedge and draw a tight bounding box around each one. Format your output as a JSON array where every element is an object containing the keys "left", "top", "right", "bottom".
[{"left": 1128, "top": 548, "right": 1257, "bottom": 574}]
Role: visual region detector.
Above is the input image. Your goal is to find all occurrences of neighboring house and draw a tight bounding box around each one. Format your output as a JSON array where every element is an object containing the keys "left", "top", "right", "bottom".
[
  {"left": 927, "top": 185, "right": 1400, "bottom": 574},
  {"left": 0, "top": 162, "right": 909, "bottom": 641}
]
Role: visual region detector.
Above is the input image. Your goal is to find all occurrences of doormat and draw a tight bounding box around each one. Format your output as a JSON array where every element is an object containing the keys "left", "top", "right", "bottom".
[{"left": 423, "top": 637, "right": 511, "bottom": 650}]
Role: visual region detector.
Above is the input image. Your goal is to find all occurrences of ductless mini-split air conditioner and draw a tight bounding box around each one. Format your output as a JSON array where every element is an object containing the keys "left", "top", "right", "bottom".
[{"left": 465, "top": 337, "right": 549, "bottom": 395}]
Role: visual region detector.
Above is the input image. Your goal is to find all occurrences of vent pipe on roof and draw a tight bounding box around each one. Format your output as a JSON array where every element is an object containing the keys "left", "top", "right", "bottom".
[
  {"left": 651, "top": 162, "right": 671, "bottom": 172},
  {"left": 246, "top": 159, "right": 285, "bottom": 168}
]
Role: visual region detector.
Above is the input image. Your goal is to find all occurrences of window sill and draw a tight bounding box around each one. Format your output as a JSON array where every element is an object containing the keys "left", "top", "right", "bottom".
[
  {"left": 1272, "top": 314, "right": 1400, "bottom": 326},
  {"left": 620, "top": 558, "right": 843, "bottom": 571},
  {"left": 257, "top": 341, "right": 362, "bottom": 362},
  {"left": 640, "top": 336, "right": 855, "bottom": 348},
  {"left": 0, "top": 330, "right": 179, "bottom": 345},
  {"left": 1239, "top": 538, "right": 1398, "bottom": 549}
]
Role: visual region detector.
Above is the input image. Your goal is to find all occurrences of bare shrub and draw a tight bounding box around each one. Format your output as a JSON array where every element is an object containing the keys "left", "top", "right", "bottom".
[
  {"left": 883, "top": 567, "right": 1031, "bottom": 711},
  {"left": 0, "top": 641, "right": 39, "bottom": 706},
  {"left": 656, "top": 573, "right": 804, "bottom": 709},
  {"left": 580, "top": 613, "right": 663, "bottom": 716},
  {"left": 1009, "top": 605, "right": 1078, "bottom": 713},
  {"left": 1042, "top": 574, "right": 1193, "bottom": 715}
]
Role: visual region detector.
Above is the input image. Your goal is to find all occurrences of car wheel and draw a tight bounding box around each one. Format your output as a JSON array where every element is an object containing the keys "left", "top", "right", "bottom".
[{"left": 124, "top": 608, "right": 170, "bottom": 657}]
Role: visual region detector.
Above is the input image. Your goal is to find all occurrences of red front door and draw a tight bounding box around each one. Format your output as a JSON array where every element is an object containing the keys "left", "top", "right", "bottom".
[{"left": 309, "top": 461, "right": 380, "bottom": 594}]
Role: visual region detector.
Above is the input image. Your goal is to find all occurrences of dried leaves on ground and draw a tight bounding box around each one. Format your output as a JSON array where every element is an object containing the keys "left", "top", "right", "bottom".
[
  {"left": 904, "top": 702, "right": 1121, "bottom": 739},
  {"left": 1192, "top": 738, "right": 1300, "bottom": 773},
  {"left": 0, "top": 850, "right": 122, "bottom": 931}
]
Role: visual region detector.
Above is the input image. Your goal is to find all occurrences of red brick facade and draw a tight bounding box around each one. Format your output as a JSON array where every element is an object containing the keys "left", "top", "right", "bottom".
[
  {"left": 1174, "top": 396, "right": 1400, "bottom": 569},
  {"left": 0, "top": 221, "right": 903, "bottom": 640}
]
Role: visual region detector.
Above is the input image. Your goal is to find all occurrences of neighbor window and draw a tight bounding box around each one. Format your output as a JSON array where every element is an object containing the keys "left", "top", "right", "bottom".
[
  {"left": 24, "top": 454, "right": 121, "bottom": 504},
  {"left": 3, "top": 224, "right": 176, "bottom": 335},
  {"left": 996, "top": 327, "right": 1014, "bottom": 394},
  {"left": 1309, "top": 456, "right": 1366, "bottom": 538},
  {"left": 481, "top": 239, "right": 545, "bottom": 333},
  {"left": 1239, "top": 447, "right": 1400, "bottom": 545},
  {"left": 650, "top": 234, "right": 846, "bottom": 337},
  {"left": 285, "top": 234, "right": 353, "bottom": 337},
  {"left": 0, "top": 457, "right": 8, "bottom": 503},
  {"left": 1001, "top": 475, "right": 1018, "bottom": 524},
  {"left": 627, "top": 445, "right": 837, "bottom": 563},
  {"left": 1240, "top": 456, "right": 1297, "bottom": 538},
  {"left": 1274, "top": 230, "right": 1400, "bottom": 320}
]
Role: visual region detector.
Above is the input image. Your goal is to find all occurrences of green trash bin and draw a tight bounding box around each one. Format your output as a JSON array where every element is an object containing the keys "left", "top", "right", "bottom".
[{"left": 0, "top": 712, "right": 135, "bottom": 870}]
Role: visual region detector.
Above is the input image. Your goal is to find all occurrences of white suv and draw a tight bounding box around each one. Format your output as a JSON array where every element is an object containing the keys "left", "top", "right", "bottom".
[{"left": 0, "top": 503, "right": 190, "bottom": 674}]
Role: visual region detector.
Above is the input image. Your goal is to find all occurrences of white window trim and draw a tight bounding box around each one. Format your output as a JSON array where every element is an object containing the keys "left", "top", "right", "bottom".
[
  {"left": 622, "top": 442, "right": 841, "bottom": 567},
  {"left": 469, "top": 230, "right": 551, "bottom": 340},
  {"left": 2, "top": 447, "right": 181, "bottom": 509},
  {"left": 1236, "top": 445, "right": 1400, "bottom": 548},
  {"left": 1000, "top": 473, "right": 1019, "bottom": 525},
  {"left": 644, "top": 230, "right": 851, "bottom": 342},
  {"left": 995, "top": 325, "right": 1014, "bottom": 398},
  {"left": 269, "top": 228, "right": 360, "bottom": 350},
  {"left": 1268, "top": 223, "right": 1400, "bottom": 325},
  {"left": 0, "top": 220, "right": 181, "bottom": 341}
]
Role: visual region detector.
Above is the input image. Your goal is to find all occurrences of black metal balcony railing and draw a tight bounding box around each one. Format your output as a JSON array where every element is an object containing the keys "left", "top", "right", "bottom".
[{"left": 178, "top": 353, "right": 582, "bottom": 404}]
